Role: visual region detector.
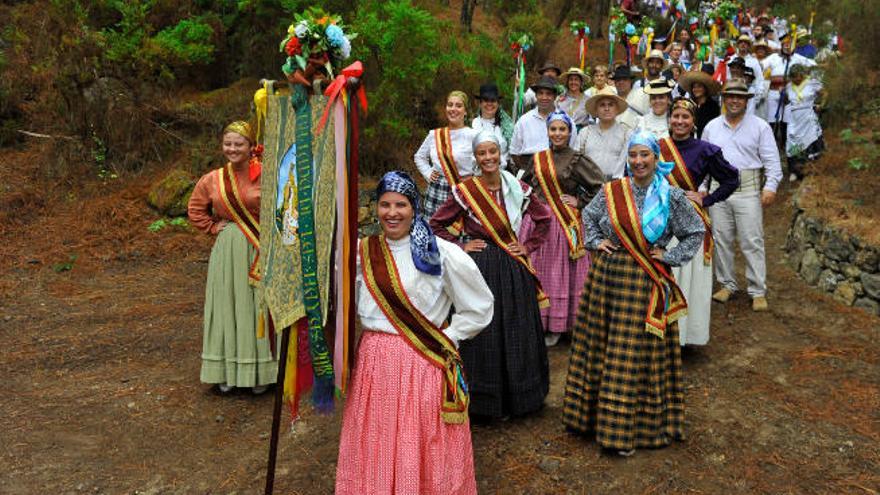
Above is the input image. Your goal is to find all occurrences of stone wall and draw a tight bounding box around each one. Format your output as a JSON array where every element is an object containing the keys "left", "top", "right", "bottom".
[{"left": 786, "top": 197, "right": 880, "bottom": 316}]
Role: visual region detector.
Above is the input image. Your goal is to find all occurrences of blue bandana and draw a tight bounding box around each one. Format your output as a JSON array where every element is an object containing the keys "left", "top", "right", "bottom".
[
  {"left": 376, "top": 171, "right": 441, "bottom": 275},
  {"left": 627, "top": 130, "right": 675, "bottom": 243},
  {"left": 546, "top": 110, "right": 574, "bottom": 132}
]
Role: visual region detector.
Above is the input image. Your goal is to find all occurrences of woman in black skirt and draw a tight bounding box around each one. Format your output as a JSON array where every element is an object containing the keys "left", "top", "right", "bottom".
[{"left": 430, "top": 130, "right": 551, "bottom": 419}]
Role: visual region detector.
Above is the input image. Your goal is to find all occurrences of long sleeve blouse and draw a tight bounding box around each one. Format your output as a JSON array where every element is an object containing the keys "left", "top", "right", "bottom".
[
  {"left": 430, "top": 179, "right": 552, "bottom": 255},
  {"left": 582, "top": 182, "right": 705, "bottom": 267},
  {"left": 414, "top": 127, "right": 480, "bottom": 182},
  {"left": 576, "top": 122, "right": 632, "bottom": 180},
  {"left": 519, "top": 146, "right": 606, "bottom": 209},
  {"left": 356, "top": 236, "right": 494, "bottom": 345},
  {"left": 672, "top": 136, "right": 740, "bottom": 208},
  {"left": 187, "top": 166, "right": 260, "bottom": 235}
]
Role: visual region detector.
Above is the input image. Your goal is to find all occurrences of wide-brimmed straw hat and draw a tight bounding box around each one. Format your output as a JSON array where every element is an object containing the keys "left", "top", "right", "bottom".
[
  {"left": 530, "top": 74, "right": 561, "bottom": 94},
  {"left": 474, "top": 82, "right": 502, "bottom": 100},
  {"left": 753, "top": 40, "right": 771, "bottom": 52},
  {"left": 585, "top": 87, "right": 628, "bottom": 116},
  {"left": 678, "top": 70, "right": 721, "bottom": 96},
  {"left": 736, "top": 34, "right": 753, "bottom": 45},
  {"left": 643, "top": 49, "right": 670, "bottom": 70},
  {"left": 561, "top": 67, "right": 589, "bottom": 83},
  {"left": 643, "top": 78, "right": 676, "bottom": 95},
  {"left": 536, "top": 61, "right": 562, "bottom": 76},
  {"left": 720, "top": 78, "right": 754, "bottom": 98}
]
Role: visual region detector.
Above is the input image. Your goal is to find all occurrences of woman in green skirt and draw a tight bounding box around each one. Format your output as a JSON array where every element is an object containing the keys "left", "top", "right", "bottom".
[{"left": 187, "top": 121, "right": 276, "bottom": 394}]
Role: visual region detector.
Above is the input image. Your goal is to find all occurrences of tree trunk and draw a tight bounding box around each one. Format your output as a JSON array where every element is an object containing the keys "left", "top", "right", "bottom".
[
  {"left": 460, "top": 0, "right": 477, "bottom": 33},
  {"left": 554, "top": 0, "right": 574, "bottom": 29}
]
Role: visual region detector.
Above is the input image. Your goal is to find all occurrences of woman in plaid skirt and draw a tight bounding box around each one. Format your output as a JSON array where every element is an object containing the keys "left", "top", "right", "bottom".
[
  {"left": 415, "top": 91, "right": 480, "bottom": 219},
  {"left": 563, "top": 130, "right": 704, "bottom": 456}
]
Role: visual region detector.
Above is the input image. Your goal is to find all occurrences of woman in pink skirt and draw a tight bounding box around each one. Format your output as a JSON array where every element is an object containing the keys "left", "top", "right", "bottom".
[
  {"left": 518, "top": 110, "right": 605, "bottom": 346},
  {"left": 335, "top": 171, "right": 493, "bottom": 495}
]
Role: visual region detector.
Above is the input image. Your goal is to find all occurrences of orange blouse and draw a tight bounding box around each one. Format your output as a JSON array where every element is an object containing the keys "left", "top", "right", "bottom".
[{"left": 187, "top": 166, "right": 261, "bottom": 235}]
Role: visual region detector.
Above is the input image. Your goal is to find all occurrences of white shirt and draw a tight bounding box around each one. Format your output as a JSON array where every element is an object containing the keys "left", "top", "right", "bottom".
[
  {"left": 635, "top": 111, "right": 670, "bottom": 139},
  {"left": 785, "top": 78, "right": 823, "bottom": 157},
  {"left": 414, "top": 127, "right": 480, "bottom": 182},
  {"left": 702, "top": 114, "right": 783, "bottom": 192},
  {"left": 356, "top": 236, "right": 494, "bottom": 345},
  {"left": 576, "top": 122, "right": 632, "bottom": 179},
  {"left": 509, "top": 108, "right": 576, "bottom": 156},
  {"left": 471, "top": 116, "right": 510, "bottom": 165}
]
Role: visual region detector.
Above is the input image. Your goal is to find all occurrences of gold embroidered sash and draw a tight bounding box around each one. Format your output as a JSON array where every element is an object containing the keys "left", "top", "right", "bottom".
[
  {"left": 533, "top": 150, "right": 587, "bottom": 260},
  {"left": 605, "top": 178, "right": 688, "bottom": 338},
  {"left": 217, "top": 162, "right": 261, "bottom": 283},
  {"left": 659, "top": 137, "right": 714, "bottom": 266},
  {"left": 434, "top": 127, "right": 461, "bottom": 186},
  {"left": 455, "top": 178, "right": 550, "bottom": 309},
  {"left": 360, "top": 235, "right": 469, "bottom": 424}
]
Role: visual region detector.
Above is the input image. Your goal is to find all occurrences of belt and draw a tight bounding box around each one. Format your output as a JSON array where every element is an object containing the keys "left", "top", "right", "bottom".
[{"left": 735, "top": 169, "right": 763, "bottom": 193}]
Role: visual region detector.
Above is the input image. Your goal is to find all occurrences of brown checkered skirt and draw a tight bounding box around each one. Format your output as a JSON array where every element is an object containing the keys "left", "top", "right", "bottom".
[{"left": 563, "top": 249, "right": 685, "bottom": 451}]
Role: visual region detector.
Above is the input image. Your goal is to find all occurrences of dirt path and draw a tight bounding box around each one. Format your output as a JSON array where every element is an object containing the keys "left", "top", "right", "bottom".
[{"left": 1, "top": 178, "right": 878, "bottom": 495}]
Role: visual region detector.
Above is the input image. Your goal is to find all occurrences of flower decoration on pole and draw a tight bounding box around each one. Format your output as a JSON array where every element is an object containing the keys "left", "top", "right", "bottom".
[
  {"left": 570, "top": 21, "right": 590, "bottom": 71},
  {"left": 609, "top": 7, "right": 629, "bottom": 66},
  {"left": 279, "top": 7, "right": 357, "bottom": 87},
  {"left": 509, "top": 32, "right": 533, "bottom": 122},
  {"left": 624, "top": 22, "right": 637, "bottom": 66}
]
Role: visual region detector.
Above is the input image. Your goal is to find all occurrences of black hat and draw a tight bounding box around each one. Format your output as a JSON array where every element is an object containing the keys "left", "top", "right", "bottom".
[
  {"left": 610, "top": 65, "right": 635, "bottom": 80},
  {"left": 536, "top": 61, "right": 562, "bottom": 76},
  {"left": 475, "top": 82, "right": 501, "bottom": 100},
  {"left": 728, "top": 56, "right": 747, "bottom": 68},
  {"left": 700, "top": 62, "right": 715, "bottom": 75},
  {"left": 743, "top": 66, "right": 756, "bottom": 80},
  {"left": 530, "top": 74, "right": 560, "bottom": 94}
]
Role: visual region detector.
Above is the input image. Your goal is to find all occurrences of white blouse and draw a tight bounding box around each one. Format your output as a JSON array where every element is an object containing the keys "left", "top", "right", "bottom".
[
  {"left": 414, "top": 127, "right": 480, "bottom": 182},
  {"left": 636, "top": 112, "right": 670, "bottom": 139},
  {"left": 356, "top": 236, "right": 494, "bottom": 345}
]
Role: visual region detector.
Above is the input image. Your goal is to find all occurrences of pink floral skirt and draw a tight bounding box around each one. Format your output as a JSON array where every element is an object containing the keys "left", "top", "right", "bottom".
[{"left": 335, "top": 331, "right": 478, "bottom": 495}]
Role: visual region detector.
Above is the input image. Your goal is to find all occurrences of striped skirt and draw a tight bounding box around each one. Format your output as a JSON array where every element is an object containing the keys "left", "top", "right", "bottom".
[
  {"left": 336, "top": 332, "right": 477, "bottom": 495},
  {"left": 462, "top": 242, "right": 549, "bottom": 418},
  {"left": 521, "top": 215, "right": 591, "bottom": 334},
  {"left": 563, "top": 249, "right": 684, "bottom": 451}
]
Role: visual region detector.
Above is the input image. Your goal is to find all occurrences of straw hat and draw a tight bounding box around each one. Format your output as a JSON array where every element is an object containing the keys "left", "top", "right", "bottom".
[
  {"left": 720, "top": 78, "right": 754, "bottom": 98},
  {"left": 585, "top": 87, "right": 628, "bottom": 116},
  {"left": 644, "top": 49, "right": 671, "bottom": 70},
  {"left": 736, "top": 34, "right": 753, "bottom": 45},
  {"left": 643, "top": 78, "right": 676, "bottom": 95},
  {"left": 561, "top": 67, "right": 589, "bottom": 84},
  {"left": 678, "top": 70, "right": 721, "bottom": 96}
]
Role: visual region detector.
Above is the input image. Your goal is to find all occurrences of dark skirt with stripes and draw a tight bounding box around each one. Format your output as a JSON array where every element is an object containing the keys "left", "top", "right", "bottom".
[
  {"left": 563, "top": 249, "right": 685, "bottom": 450},
  {"left": 460, "top": 242, "right": 549, "bottom": 418}
]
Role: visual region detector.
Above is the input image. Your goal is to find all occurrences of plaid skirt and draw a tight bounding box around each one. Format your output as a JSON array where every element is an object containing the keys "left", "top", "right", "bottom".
[
  {"left": 461, "top": 242, "right": 549, "bottom": 418},
  {"left": 423, "top": 177, "right": 453, "bottom": 219},
  {"left": 562, "top": 249, "right": 685, "bottom": 451}
]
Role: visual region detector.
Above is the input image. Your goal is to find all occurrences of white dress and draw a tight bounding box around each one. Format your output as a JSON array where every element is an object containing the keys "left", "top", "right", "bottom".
[
  {"left": 785, "top": 78, "right": 823, "bottom": 157},
  {"left": 636, "top": 112, "right": 670, "bottom": 139}
]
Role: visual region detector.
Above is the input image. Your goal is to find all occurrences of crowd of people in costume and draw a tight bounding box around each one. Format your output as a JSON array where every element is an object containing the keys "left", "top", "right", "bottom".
[{"left": 186, "top": 2, "right": 838, "bottom": 492}]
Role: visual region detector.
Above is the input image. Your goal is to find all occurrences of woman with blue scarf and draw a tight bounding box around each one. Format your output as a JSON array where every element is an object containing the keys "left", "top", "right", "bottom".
[
  {"left": 336, "top": 171, "right": 493, "bottom": 494},
  {"left": 563, "top": 130, "right": 705, "bottom": 456}
]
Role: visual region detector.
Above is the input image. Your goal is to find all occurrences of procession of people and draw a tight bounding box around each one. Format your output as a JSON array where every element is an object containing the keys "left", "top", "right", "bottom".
[{"left": 189, "top": 2, "right": 837, "bottom": 492}]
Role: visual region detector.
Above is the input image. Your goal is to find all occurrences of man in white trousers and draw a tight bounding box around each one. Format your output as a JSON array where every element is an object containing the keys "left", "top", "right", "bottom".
[{"left": 702, "top": 79, "right": 782, "bottom": 312}]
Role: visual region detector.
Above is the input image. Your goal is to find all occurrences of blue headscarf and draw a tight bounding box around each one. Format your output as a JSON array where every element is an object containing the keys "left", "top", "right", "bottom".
[
  {"left": 376, "top": 171, "right": 441, "bottom": 275},
  {"left": 546, "top": 109, "right": 574, "bottom": 132},
  {"left": 627, "top": 130, "right": 675, "bottom": 243}
]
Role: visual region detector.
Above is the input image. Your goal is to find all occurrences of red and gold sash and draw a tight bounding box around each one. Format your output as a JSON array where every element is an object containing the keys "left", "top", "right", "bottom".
[
  {"left": 434, "top": 127, "right": 461, "bottom": 186},
  {"left": 217, "top": 162, "right": 261, "bottom": 283},
  {"left": 659, "top": 137, "right": 714, "bottom": 266},
  {"left": 605, "top": 178, "right": 688, "bottom": 338},
  {"left": 454, "top": 178, "right": 550, "bottom": 309},
  {"left": 360, "top": 235, "right": 469, "bottom": 424},
  {"left": 533, "top": 150, "right": 587, "bottom": 260}
]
